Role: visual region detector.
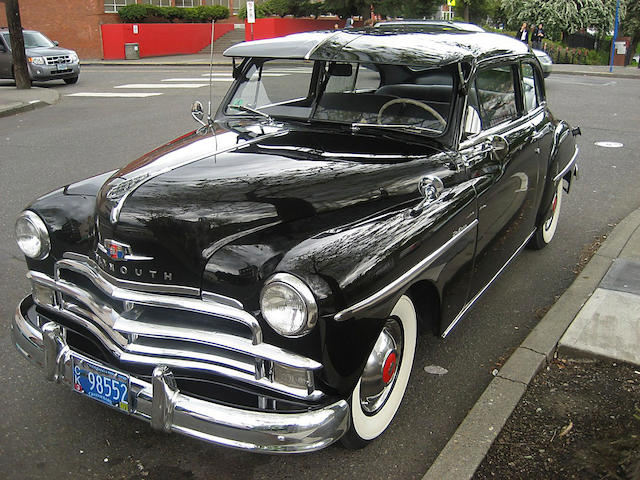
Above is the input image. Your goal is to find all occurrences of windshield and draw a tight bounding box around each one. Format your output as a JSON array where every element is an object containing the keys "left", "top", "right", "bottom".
[
  {"left": 1, "top": 31, "right": 55, "bottom": 49},
  {"left": 224, "top": 59, "right": 453, "bottom": 136}
]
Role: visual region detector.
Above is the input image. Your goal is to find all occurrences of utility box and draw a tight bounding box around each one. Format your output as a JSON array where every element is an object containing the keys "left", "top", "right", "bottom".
[
  {"left": 612, "top": 37, "right": 630, "bottom": 66},
  {"left": 124, "top": 43, "right": 140, "bottom": 60}
]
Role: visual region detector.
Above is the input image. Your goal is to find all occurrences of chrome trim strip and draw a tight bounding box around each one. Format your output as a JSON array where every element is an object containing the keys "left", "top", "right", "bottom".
[
  {"left": 553, "top": 145, "right": 579, "bottom": 183},
  {"left": 441, "top": 229, "right": 536, "bottom": 338},
  {"left": 334, "top": 220, "right": 478, "bottom": 322},
  {"left": 201, "top": 291, "right": 244, "bottom": 310},
  {"left": 13, "top": 313, "right": 348, "bottom": 453},
  {"left": 63, "top": 253, "right": 200, "bottom": 296},
  {"left": 55, "top": 257, "right": 263, "bottom": 344}
]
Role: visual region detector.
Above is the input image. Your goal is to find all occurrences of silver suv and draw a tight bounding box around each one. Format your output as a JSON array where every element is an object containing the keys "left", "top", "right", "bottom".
[{"left": 0, "top": 28, "right": 80, "bottom": 84}]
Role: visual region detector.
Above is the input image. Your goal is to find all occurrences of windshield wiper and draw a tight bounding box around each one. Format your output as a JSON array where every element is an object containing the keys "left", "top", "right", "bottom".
[
  {"left": 351, "top": 123, "right": 443, "bottom": 135},
  {"left": 228, "top": 104, "right": 274, "bottom": 123}
]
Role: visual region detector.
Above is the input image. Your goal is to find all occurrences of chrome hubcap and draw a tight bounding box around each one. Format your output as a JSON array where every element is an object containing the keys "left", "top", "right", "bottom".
[{"left": 359, "top": 318, "right": 403, "bottom": 414}]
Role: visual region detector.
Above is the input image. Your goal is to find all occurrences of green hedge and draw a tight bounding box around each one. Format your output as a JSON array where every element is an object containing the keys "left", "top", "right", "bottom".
[{"left": 117, "top": 4, "right": 229, "bottom": 23}]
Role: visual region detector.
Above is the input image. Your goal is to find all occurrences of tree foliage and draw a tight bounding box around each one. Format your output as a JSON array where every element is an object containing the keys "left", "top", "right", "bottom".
[{"left": 501, "top": 0, "right": 620, "bottom": 41}]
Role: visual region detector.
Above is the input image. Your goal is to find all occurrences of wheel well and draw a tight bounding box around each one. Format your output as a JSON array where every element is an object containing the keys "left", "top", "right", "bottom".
[{"left": 406, "top": 281, "right": 440, "bottom": 336}]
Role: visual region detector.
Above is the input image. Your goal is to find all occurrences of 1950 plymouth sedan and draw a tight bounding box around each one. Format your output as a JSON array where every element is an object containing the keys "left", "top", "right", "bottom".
[{"left": 12, "top": 29, "right": 579, "bottom": 453}]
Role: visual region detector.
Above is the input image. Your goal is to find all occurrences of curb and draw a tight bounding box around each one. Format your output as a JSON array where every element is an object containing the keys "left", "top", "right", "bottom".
[
  {"left": 551, "top": 69, "right": 640, "bottom": 80},
  {"left": 422, "top": 206, "right": 640, "bottom": 480},
  {"left": 0, "top": 99, "right": 49, "bottom": 118}
]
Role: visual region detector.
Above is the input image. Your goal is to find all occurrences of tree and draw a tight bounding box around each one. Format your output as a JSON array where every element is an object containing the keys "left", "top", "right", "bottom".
[
  {"left": 453, "top": 0, "right": 503, "bottom": 25},
  {"left": 4, "top": 0, "right": 31, "bottom": 89},
  {"left": 323, "top": 0, "right": 440, "bottom": 20},
  {"left": 501, "top": 0, "right": 619, "bottom": 42},
  {"left": 621, "top": 0, "right": 640, "bottom": 58}
]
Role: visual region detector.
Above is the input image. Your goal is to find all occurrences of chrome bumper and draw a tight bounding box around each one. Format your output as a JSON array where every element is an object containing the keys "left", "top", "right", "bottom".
[{"left": 12, "top": 296, "right": 350, "bottom": 453}]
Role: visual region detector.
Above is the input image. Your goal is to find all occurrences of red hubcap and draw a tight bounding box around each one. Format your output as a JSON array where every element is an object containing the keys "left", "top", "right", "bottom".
[{"left": 382, "top": 351, "right": 398, "bottom": 384}]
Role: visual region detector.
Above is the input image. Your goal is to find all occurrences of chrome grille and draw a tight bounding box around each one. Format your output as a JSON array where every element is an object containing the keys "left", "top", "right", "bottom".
[
  {"left": 45, "top": 55, "right": 71, "bottom": 65},
  {"left": 28, "top": 254, "right": 323, "bottom": 401}
]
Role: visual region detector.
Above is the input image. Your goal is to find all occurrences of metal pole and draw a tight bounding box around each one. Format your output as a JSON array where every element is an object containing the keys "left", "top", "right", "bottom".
[{"left": 609, "top": 0, "right": 621, "bottom": 73}]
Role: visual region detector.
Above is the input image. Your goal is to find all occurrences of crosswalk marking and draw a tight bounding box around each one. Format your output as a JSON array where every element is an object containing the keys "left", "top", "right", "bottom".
[
  {"left": 114, "top": 83, "right": 209, "bottom": 89},
  {"left": 162, "top": 78, "right": 234, "bottom": 82},
  {"left": 67, "top": 92, "right": 163, "bottom": 98}
]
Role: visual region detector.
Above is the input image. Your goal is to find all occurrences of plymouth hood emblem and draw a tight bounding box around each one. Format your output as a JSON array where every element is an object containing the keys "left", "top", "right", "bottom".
[{"left": 98, "top": 239, "right": 153, "bottom": 262}]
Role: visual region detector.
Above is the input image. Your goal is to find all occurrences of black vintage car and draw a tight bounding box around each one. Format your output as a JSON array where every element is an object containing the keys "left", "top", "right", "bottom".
[{"left": 12, "top": 29, "right": 579, "bottom": 453}]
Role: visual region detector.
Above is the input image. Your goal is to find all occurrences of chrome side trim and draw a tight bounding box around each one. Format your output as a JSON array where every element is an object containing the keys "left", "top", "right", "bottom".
[
  {"left": 12, "top": 313, "right": 349, "bottom": 453},
  {"left": 202, "top": 291, "right": 244, "bottom": 310},
  {"left": 55, "top": 257, "right": 263, "bottom": 345},
  {"left": 334, "top": 220, "right": 478, "bottom": 322},
  {"left": 553, "top": 145, "right": 579, "bottom": 183},
  {"left": 63, "top": 253, "right": 200, "bottom": 296},
  {"left": 441, "top": 229, "right": 536, "bottom": 338}
]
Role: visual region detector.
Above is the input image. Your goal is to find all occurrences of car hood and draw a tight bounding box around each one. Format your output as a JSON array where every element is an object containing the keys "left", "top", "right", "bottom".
[
  {"left": 94, "top": 123, "right": 447, "bottom": 289},
  {"left": 25, "top": 46, "right": 75, "bottom": 56}
]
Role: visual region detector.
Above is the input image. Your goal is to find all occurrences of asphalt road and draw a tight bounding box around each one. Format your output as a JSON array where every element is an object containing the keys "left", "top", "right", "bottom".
[{"left": 0, "top": 66, "right": 638, "bottom": 480}]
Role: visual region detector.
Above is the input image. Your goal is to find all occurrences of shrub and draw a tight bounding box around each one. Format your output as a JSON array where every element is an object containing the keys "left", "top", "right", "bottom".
[{"left": 117, "top": 4, "right": 229, "bottom": 23}]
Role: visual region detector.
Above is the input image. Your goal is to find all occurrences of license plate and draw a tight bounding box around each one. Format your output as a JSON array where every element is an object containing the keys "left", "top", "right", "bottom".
[
  {"left": 72, "top": 355, "right": 130, "bottom": 413},
  {"left": 57, "top": 63, "right": 67, "bottom": 71}
]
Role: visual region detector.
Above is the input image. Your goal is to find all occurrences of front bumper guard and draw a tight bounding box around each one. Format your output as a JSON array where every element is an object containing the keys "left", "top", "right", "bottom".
[{"left": 12, "top": 296, "right": 349, "bottom": 453}]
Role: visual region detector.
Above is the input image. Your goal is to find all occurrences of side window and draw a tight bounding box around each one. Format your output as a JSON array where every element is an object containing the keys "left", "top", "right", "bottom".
[
  {"left": 475, "top": 66, "right": 518, "bottom": 129},
  {"left": 521, "top": 63, "right": 539, "bottom": 112}
]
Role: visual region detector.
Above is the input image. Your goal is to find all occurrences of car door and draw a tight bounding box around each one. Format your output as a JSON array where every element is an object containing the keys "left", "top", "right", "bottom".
[
  {"left": 460, "top": 63, "right": 541, "bottom": 301},
  {"left": 0, "top": 34, "right": 12, "bottom": 78}
]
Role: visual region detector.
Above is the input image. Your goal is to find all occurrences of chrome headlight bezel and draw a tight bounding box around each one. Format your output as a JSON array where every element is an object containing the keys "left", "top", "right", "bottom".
[
  {"left": 260, "top": 273, "right": 318, "bottom": 338},
  {"left": 15, "top": 210, "right": 51, "bottom": 260}
]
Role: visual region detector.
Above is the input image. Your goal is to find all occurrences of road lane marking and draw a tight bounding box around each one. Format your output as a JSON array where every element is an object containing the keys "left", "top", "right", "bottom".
[
  {"left": 114, "top": 83, "right": 208, "bottom": 89},
  {"left": 67, "top": 92, "right": 164, "bottom": 97}
]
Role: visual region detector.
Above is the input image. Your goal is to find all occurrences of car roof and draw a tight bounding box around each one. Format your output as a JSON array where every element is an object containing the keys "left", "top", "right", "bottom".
[
  {"left": 375, "top": 20, "right": 486, "bottom": 33},
  {"left": 224, "top": 30, "right": 530, "bottom": 68}
]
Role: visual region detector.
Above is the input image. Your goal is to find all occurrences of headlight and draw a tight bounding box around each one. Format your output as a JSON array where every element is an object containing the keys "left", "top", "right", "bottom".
[
  {"left": 28, "top": 56, "right": 45, "bottom": 65},
  {"left": 260, "top": 273, "right": 318, "bottom": 337},
  {"left": 15, "top": 211, "right": 50, "bottom": 260},
  {"left": 69, "top": 52, "right": 79, "bottom": 63}
]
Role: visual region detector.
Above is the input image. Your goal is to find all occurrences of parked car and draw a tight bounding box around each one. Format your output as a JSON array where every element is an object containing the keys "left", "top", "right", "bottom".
[
  {"left": 12, "top": 29, "right": 579, "bottom": 453},
  {"left": 374, "top": 20, "right": 553, "bottom": 76},
  {"left": 0, "top": 28, "right": 80, "bottom": 84}
]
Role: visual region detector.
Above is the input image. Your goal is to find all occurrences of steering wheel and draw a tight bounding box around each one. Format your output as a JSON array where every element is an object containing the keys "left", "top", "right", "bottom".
[{"left": 377, "top": 98, "right": 447, "bottom": 128}]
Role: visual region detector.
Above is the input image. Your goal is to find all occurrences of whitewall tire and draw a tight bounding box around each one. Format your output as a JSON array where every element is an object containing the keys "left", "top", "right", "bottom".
[
  {"left": 529, "top": 181, "right": 563, "bottom": 250},
  {"left": 341, "top": 295, "right": 417, "bottom": 448}
]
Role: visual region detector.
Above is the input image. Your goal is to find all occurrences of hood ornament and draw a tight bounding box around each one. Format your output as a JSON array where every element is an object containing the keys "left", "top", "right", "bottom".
[{"left": 98, "top": 239, "right": 153, "bottom": 262}]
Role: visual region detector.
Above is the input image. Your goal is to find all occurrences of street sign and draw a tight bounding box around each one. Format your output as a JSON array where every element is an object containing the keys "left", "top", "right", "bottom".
[
  {"left": 447, "top": 0, "right": 456, "bottom": 6},
  {"left": 247, "top": 1, "right": 256, "bottom": 24}
]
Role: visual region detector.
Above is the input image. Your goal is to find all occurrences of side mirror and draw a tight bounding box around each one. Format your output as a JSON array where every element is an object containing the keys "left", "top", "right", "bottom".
[
  {"left": 53, "top": 41, "right": 59, "bottom": 46},
  {"left": 191, "top": 101, "right": 207, "bottom": 127},
  {"left": 464, "top": 105, "right": 481, "bottom": 136}
]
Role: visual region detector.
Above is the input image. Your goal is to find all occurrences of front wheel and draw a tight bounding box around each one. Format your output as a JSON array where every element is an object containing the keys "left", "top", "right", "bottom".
[
  {"left": 64, "top": 76, "right": 78, "bottom": 85},
  {"left": 341, "top": 295, "right": 417, "bottom": 449},
  {"left": 529, "top": 181, "right": 563, "bottom": 250}
]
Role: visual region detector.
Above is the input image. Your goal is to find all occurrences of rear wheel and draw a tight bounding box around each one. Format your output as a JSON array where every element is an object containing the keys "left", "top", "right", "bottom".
[
  {"left": 341, "top": 295, "right": 417, "bottom": 449},
  {"left": 529, "top": 181, "right": 563, "bottom": 250},
  {"left": 64, "top": 76, "right": 78, "bottom": 85}
]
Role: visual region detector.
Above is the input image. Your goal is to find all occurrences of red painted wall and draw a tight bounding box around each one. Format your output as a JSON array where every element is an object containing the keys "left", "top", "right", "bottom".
[
  {"left": 244, "top": 18, "right": 345, "bottom": 41},
  {"left": 101, "top": 23, "right": 235, "bottom": 59}
]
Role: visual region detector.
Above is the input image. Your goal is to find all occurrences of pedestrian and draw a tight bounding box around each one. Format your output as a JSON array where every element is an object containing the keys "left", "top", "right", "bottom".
[
  {"left": 532, "top": 23, "right": 544, "bottom": 50},
  {"left": 345, "top": 16, "right": 354, "bottom": 29},
  {"left": 515, "top": 22, "right": 529, "bottom": 45}
]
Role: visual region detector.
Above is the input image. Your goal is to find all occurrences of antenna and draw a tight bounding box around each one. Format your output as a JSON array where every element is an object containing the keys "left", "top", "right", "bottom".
[{"left": 208, "top": 19, "right": 215, "bottom": 123}]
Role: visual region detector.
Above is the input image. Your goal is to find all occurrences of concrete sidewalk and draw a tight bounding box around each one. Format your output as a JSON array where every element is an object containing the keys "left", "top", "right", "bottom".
[{"left": 423, "top": 207, "right": 640, "bottom": 480}]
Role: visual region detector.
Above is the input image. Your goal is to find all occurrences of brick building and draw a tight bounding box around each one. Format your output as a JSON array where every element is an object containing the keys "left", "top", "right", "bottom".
[{"left": 0, "top": 1, "right": 244, "bottom": 59}]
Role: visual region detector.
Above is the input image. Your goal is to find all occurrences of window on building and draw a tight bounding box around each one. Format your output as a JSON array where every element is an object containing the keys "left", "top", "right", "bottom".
[
  {"left": 104, "top": 0, "right": 136, "bottom": 14},
  {"left": 140, "top": 0, "right": 172, "bottom": 6},
  {"left": 175, "top": 0, "right": 197, "bottom": 7},
  {"left": 204, "top": 0, "right": 227, "bottom": 5}
]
